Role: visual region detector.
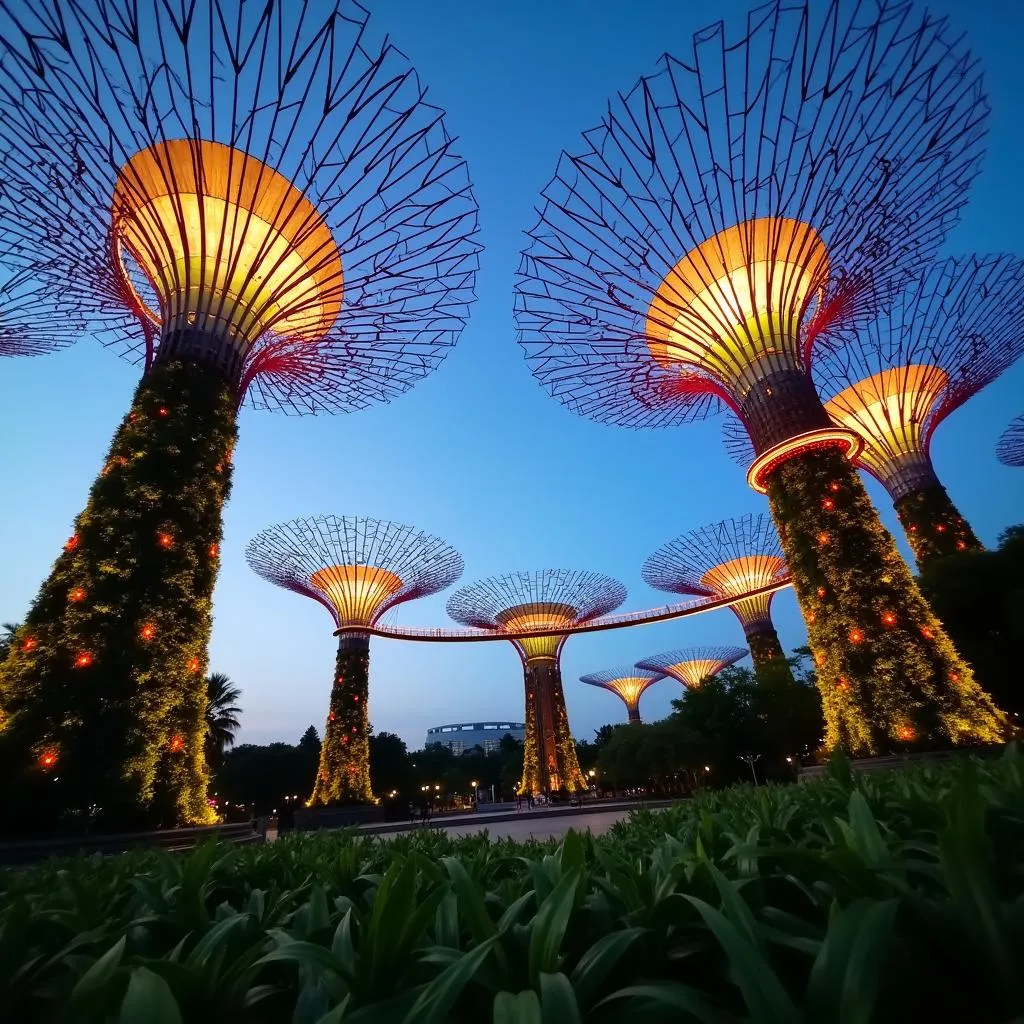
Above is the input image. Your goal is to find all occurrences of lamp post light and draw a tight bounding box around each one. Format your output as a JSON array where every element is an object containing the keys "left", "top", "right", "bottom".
[{"left": 739, "top": 753, "right": 762, "bottom": 786}]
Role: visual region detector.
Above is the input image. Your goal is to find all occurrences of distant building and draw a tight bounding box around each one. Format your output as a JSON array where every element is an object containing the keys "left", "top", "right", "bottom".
[{"left": 425, "top": 721, "right": 525, "bottom": 754}]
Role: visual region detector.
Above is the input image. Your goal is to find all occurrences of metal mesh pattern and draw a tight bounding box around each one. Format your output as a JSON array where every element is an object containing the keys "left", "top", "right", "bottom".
[
  {"left": 996, "top": 414, "right": 1024, "bottom": 469},
  {"left": 636, "top": 646, "right": 748, "bottom": 688},
  {"left": 514, "top": 0, "right": 986, "bottom": 429},
  {"left": 0, "top": 0, "right": 479, "bottom": 414},
  {"left": 246, "top": 515, "right": 463, "bottom": 627},
  {"left": 0, "top": 267, "right": 85, "bottom": 356},
  {"left": 446, "top": 570, "right": 626, "bottom": 631},
  {"left": 643, "top": 514, "right": 789, "bottom": 598},
  {"left": 579, "top": 666, "right": 665, "bottom": 706}
]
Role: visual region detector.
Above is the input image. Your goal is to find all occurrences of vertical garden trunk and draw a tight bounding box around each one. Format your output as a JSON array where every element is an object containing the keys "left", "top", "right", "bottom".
[
  {"left": 520, "top": 655, "right": 586, "bottom": 795},
  {"left": 0, "top": 359, "right": 236, "bottom": 831},
  {"left": 894, "top": 485, "right": 984, "bottom": 569},
  {"left": 311, "top": 631, "right": 374, "bottom": 805}
]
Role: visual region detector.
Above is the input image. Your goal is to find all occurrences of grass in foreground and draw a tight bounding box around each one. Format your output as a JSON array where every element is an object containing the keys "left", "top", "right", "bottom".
[{"left": 1, "top": 750, "right": 1023, "bottom": 1022}]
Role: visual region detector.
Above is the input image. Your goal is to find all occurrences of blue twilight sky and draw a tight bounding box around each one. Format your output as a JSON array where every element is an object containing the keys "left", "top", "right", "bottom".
[{"left": 1, "top": 0, "right": 1023, "bottom": 751}]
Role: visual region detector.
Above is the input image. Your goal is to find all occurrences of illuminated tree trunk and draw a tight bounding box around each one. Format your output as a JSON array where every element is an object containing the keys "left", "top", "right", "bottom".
[
  {"left": 0, "top": 359, "right": 234, "bottom": 830},
  {"left": 519, "top": 655, "right": 586, "bottom": 795},
  {"left": 767, "top": 447, "right": 1005, "bottom": 753},
  {"left": 743, "top": 624, "right": 794, "bottom": 683},
  {"left": 311, "top": 632, "right": 374, "bottom": 805},
  {"left": 894, "top": 485, "right": 984, "bottom": 570},
  {"left": 626, "top": 702, "right": 642, "bottom": 724}
]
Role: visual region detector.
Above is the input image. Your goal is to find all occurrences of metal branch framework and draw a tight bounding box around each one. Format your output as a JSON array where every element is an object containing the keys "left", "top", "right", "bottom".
[
  {"left": 446, "top": 570, "right": 627, "bottom": 662},
  {"left": 579, "top": 666, "right": 665, "bottom": 723},
  {"left": 642, "top": 514, "right": 789, "bottom": 665},
  {"left": 813, "top": 256, "right": 1024, "bottom": 500},
  {"left": 0, "top": 0, "right": 479, "bottom": 414},
  {"left": 246, "top": 516, "right": 464, "bottom": 628},
  {"left": 996, "top": 415, "right": 1024, "bottom": 468},
  {"left": 0, "top": 268, "right": 85, "bottom": 356},
  {"left": 514, "top": 0, "right": 986, "bottom": 451},
  {"left": 636, "top": 646, "right": 748, "bottom": 690}
]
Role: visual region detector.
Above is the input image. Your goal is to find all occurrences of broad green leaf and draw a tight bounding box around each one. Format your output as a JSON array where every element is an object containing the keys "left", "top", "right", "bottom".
[
  {"left": 596, "top": 982, "right": 728, "bottom": 1023},
  {"left": 402, "top": 937, "right": 495, "bottom": 1024},
  {"left": 70, "top": 935, "right": 126, "bottom": 1002},
  {"left": 806, "top": 899, "right": 896, "bottom": 1024},
  {"left": 528, "top": 870, "right": 579, "bottom": 986},
  {"left": 568, "top": 927, "right": 645, "bottom": 1009},
  {"left": 315, "top": 994, "right": 352, "bottom": 1023},
  {"left": 493, "top": 990, "right": 543, "bottom": 1024},
  {"left": 119, "top": 966, "right": 182, "bottom": 1024},
  {"left": 846, "top": 792, "right": 889, "bottom": 868},
  {"left": 255, "top": 940, "right": 345, "bottom": 976},
  {"left": 539, "top": 971, "right": 581, "bottom": 1024},
  {"left": 706, "top": 863, "right": 763, "bottom": 953},
  {"left": 683, "top": 895, "right": 797, "bottom": 1023}
]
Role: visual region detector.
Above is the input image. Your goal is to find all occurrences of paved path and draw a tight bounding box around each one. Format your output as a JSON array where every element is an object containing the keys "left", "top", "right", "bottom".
[{"left": 382, "top": 807, "right": 650, "bottom": 841}]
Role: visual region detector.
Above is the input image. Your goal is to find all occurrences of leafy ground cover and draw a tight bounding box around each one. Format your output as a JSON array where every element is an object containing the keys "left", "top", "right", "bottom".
[{"left": 2, "top": 749, "right": 1022, "bottom": 1022}]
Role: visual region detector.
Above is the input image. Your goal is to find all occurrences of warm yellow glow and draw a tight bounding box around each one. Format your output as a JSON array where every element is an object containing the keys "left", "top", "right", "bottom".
[
  {"left": 310, "top": 565, "right": 403, "bottom": 626},
  {"left": 597, "top": 675, "right": 655, "bottom": 706},
  {"left": 646, "top": 218, "right": 829, "bottom": 395},
  {"left": 665, "top": 659, "right": 728, "bottom": 689},
  {"left": 112, "top": 139, "right": 342, "bottom": 347},
  {"left": 747, "top": 428, "right": 862, "bottom": 493},
  {"left": 825, "top": 365, "right": 947, "bottom": 483},
  {"left": 497, "top": 603, "right": 576, "bottom": 662},
  {"left": 700, "top": 555, "right": 786, "bottom": 597}
]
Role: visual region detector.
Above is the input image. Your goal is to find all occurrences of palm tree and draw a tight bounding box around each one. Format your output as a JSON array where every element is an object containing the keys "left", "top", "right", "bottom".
[
  {"left": 0, "top": 622, "right": 21, "bottom": 664},
  {"left": 205, "top": 672, "right": 242, "bottom": 767}
]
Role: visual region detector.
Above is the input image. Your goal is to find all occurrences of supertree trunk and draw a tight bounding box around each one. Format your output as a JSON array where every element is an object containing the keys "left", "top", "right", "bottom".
[
  {"left": 520, "top": 658, "right": 586, "bottom": 795},
  {"left": 894, "top": 485, "right": 984, "bottom": 570},
  {"left": 626, "top": 703, "right": 641, "bottom": 724},
  {"left": 311, "top": 632, "right": 374, "bottom": 805},
  {"left": 767, "top": 447, "right": 1005, "bottom": 753},
  {"left": 0, "top": 359, "right": 234, "bottom": 829},
  {"left": 743, "top": 624, "right": 793, "bottom": 683}
]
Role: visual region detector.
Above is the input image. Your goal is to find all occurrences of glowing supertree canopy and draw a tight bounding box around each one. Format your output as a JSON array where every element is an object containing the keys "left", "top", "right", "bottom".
[
  {"left": 580, "top": 666, "right": 665, "bottom": 724},
  {"left": 0, "top": 0, "right": 477, "bottom": 829},
  {"left": 812, "top": 255, "right": 1024, "bottom": 568},
  {"left": 643, "top": 515, "right": 791, "bottom": 673},
  {"left": 636, "top": 647, "right": 748, "bottom": 690},
  {"left": 447, "top": 570, "right": 625, "bottom": 794},
  {"left": 996, "top": 415, "right": 1024, "bottom": 468},
  {"left": 247, "top": 516, "right": 463, "bottom": 806},
  {"left": 0, "top": 268, "right": 84, "bottom": 357},
  {"left": 514, "top": 0, "right": 1005, "bottom": 755}
]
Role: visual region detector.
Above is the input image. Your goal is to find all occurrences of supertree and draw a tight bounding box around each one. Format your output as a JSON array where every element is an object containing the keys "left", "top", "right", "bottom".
[
  {"left": 447, "top": 570, "right": 626, "bottom": 795},
  {"left": 579, "top": 666, "right": 665, "bottom": 724},
  {"left": 643, "top": 515, "right": 792, "bottom": 677},
  {"left": 996, "top": 415, "right": 1024, "bottom": 468},
  {"left": 812, "top": 256, "right": 1024, "bottom": 569},
  {"left": 246, "top": 516, "right": 463, "bottom": 805},
  {"left": 0, "top": 0, "right": 478, "bottom": 828},
  {"left": 636, "top": 646, "right": 748, "bottom": 690},
  {"left": 514, "top": 0, "right": 1005, "bottom": 754}
]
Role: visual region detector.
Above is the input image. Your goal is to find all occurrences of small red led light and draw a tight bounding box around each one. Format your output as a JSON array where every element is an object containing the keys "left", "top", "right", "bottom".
[
  {"left": 74, "top": 652, "right": 93, "bottom": 668},
  {"left": 39, "top": 751, "right": 58, "bottom": 768},
  {"left": 169, "top": 735, "right": 184, "bottom": 752},
  {"left": 848, "top": 628, "right": 864, "bottom": 644},
  {"left": 69, "top": 587, "right": 86, "bottom": 603},
  {"left": 881, "top": 612, "right": 896, "bottom": 626},
  {"left": 140, "top": 623, "right": 156, "bottom": 640},
  {"left": 22, "top": 636, "right": 38, "bottom": 652}
]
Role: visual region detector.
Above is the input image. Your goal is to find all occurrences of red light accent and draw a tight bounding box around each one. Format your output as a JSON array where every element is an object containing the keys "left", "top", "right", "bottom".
[
  {"left": 140, "top": 623, "right": 156, "bottom": 640},
  {"left": 829, "top": 482, "right": 841, "bottom": 493},
  {"left": 920, "top": 627, "right": 935, "bottom": 640},
  {"left": 214, "top": 463, "right": 223, "bottom": 473},
  {"left": 848, "top": 628, "right": 864, "bottom": 644},
  {"left": 815, "top": 652, "right": 826, "bottom": 667},
  {"left": 806, "top": 611, "right": 816, "bottom": 623},
  {"left": 837, "top": 678, "right": 849, "bottom": 691},
  {"left": 950, "top": 672, "right": 960, "bottom": 683},
  {"left": 169, "top": 734, "right": 184, "bottom": 752},
  {"left": 158, "top": 532, "right": 174, "bottom": 548},
  {"left": 909, "top": 525, "right": 918, "bottom": 533},
  {"left": 209, "top": 544, "right": 219, "bottom": 558},
  {"left": 936, "top": 524, "right": 947, "bottom": 533},
  {"left": 328, "top": 711, "right": 336, "bottom": 722},
  {"left": 817, "top": 531, "right": 830, "bottom": 545},
  {"left": 822, "top": 498, "right": 834, "bottom": 510},
  {"left": 64, "top": 534, "right": 80, "bottom": 552},
  {"left": 158, "top": 407, "right": 169, "bottom": 417},
  {"left": 353, "top": 694, "right": 360, "bottom": 701},
  {"left": 22, "top": 637, "right": 38, "bottom": 652},
  {"left": 351, "top": 726, "right": 357, "bottom": 733},
  {"left": 342, "top": 736, "right": 349, "bottom": 744},
  {"left": 39, "top": 751, "right": 57, "bottom": 768},
  {"left": 188, "top": 657, "right": 201, "bottom": 672},
  {"left": 956, "top": 541, "right": 966, "bottom": 551},
  {"left": 881, "top": 612, "right": 896, "bottom": 626},
  {"left": 898, "top": 726, "right": 914, "bottom": 740},
  {"left": 816, "top": 586, "right": 827, "bottom": 598},
  {"left": 74, "top": 652, "right": 93, "bottom": 668},
  {"left": 69, "top": 587, "right": 86, "bottom": 603}
]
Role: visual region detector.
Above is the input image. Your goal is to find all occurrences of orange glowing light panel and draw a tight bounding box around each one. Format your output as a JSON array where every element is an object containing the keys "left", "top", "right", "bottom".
[
  {"left": 309, "top": 565, "right": 404, "bottom": 627},
  {"left": 112, "top": 139, "right": 342, "bottom": 347},
  {"left": 747, "top": 428, "right": 862, "bottom": 493},
  {"left": 496, "top": 603, "right": 577, "bottom": 661},
  {"left": 700, "top": 555, "right": 787, "bottom": 627},
  {"left": 664, "top": 658, "right": 733, "bottom": 689},
  {"left": 646, "top": 217, "right": 829, "bottom": 396},
  {"left": 593, "top": 674, "right": 657, "bottom": 706},
  {"left": 824, "top": 365, "right": 948, "bottom": 485}
]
